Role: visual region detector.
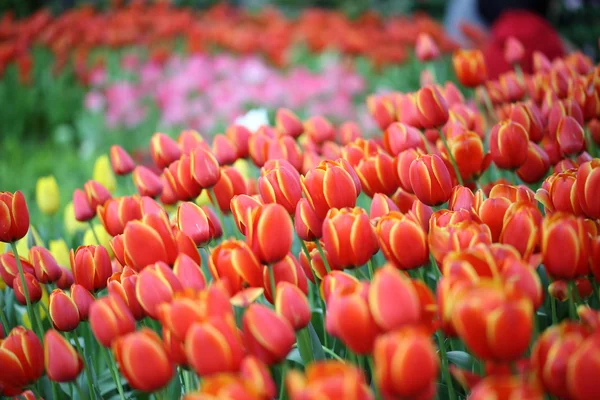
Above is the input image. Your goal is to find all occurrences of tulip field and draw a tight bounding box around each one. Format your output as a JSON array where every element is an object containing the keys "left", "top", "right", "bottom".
[{"left": 2, "top": 2, "right": 600, "bottom": 400}]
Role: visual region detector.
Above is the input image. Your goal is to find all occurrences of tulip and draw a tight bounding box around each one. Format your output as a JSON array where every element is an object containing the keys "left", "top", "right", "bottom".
[
  {"left": 275, "top": 282, "right": 311, "bottom": 330},
  {"left": 469, "top": 376, "right": 543, "bottom": 400},
  {"left": 29, "top": 246, "right": 61, "bottom": 284},
  {"left": 70, "top": 284, "right": 95, "bottom": 321},
  {"left": 370, "top": 193, "right": 399, "bottom": 220},
  {"left": 209, "top": 239, "right": 263, "bottom": 295},
  {"left": 110, "top": 145, "right": 135, "bottom": 175},
  {"left": 373, "top": 327, "right": 438, "bottom": 399},
  {"left": 176, "top": 202, "right": 219, "bottom": 247},
  {"left": 376, "top": 212, "right": 428, "bottom": 270},
  {"left": 294, "top": 198, "right": 324, "bottom": 241},
  {"left": 510, "top": 103, "right": 544, "bottom": 142},
  {"left": 445, "top": 128, "right": 488, "bottom": 181},
  {"left": 276, "top": 108, "right": 304, "bottom": 138},
  {"left": 150, "top": 132, "right": 182, "bottom": 169},
  {"left": 14, "top": 272, "right": 42, "bottom": 305},
  {"left": 549, "top": 278, "right": 593, "bottom": 301},
  {"left": 70, "top": 245, "right": 112, "bottom": 292},
  {"left": 211, "top": 166, "right": 247, "bottom": 213},
  {"left": 541, "top": 213, "right": 593, "bottom": 279},
  {"left": 517, "top": 142, "right": 550, "bottom": 183},
  {"left": 173, "top": 254, "right": 206, "bottom": 291},
  {"left": 453, "top": 49, "right": 487, "bottom": 88},
  {"left": 44, "top": 330, "right": 83, "bottom": 383},
  {"left": 367, "top": 95, "right": 396, "bottom": 131},
  {"left": 248, "top": 128, "right": 274, "bottom": 168},
  {"left": 246, "top": 203, "right": 293, "bottom": 264},
  {"left": 576, "top": 158, "right": 600, "bottom": 219},
  {"left": 0, "top": 327, "right": 44, "bottom": 388},
  {"left": 72, "top": 189, "right": 95, "bottom": 222},
  {"left": 415, "top": 33, "right": 440, "bottom": 62},
  {"left": 164, "top": 155, "right": 202, "bottom": 201},
  {"left": 341, "top": 137, "right": 382, "bottom": 168},
  {"left": 113, "top": 329, "right": 174, "bottom": 392},
  {"left": 132, "top": 166, "right": 163, "bottom": 198},
  {"left": 186, "top": 317, "right": 245, "bottom": 375},
  {"left": 48, "top": 289, "right": 80, "bottom": 331},
  {"left": 121, "top": 213, "right": 178, "bottom": 270},
  {"left": 452, "top": 282, "right": 533, "bottom": 361},
  {"left": 239, "top": 356, "right": 276, "bottom": 399},
  {"left": 230, "top": 195, "right": 263, "bottom": 236},
  {"left": 383, "top": 122, "right": 425, "bottom": 156},
  {"left": 504, "top": 36, "right": 525, "bottom": 65},
  {"left": 395, "top": 148, "right": 422, "bottom": 193},
  {"left": 212, "top": 134, "right": 238, "bottom": 166},
  {"left": 49, "top": 239, "right": 70, "bottom": 268},
  {"left": 536, "top": 169, "right": 583, "bottom": 216},
  {"left": 267, "top": 135, "right": 303, "bottom": 172},
  {"left": 416, "top": 85, "right": 449, "bottom": 129},
  {"left": 35, "top": 175, "right": 60, "bottom": 215},
  {"left": 286, "top": 361, "right": 373, "bottom": 400},
  {"left": 556, "top": 116, "right": 586, "bottom": 156},
  {"left": 136, "top": 262, "right": 183, "bottom": 319},
  {"left": 258, "top": 160, "right": 302, "bottom": 214},
  {"left": 191, "top": 148, "right": 221, "bottom": 189},
  {"left": 355, "top": 152, "right": 400, "bottom": 197},
  {"left": 83, "top": 180, "right": 111, "bottom": 211},
  {"left": 429, "top": 219, "right": 492, "bottom": 264},
  {"left": 489, "top": 120, "right": 529, "bottom": 170},
  {"left": 301, "top": 159, "right": 361, "bottom": 219},
  {"left": 304, "top": 115, "right": 335, "bottom": 145},
  {"left": 0, "top": 191, "right": 29, "bottom": 243},
  {"left": 322, "top": 207, "right": 379, "bottom": 269},
  {"left": 162, "top": 327, "right": 187, "bottom": 366},
  {"left": 499, "top": 202, "right": 543, "bottom": 259},
  {"left": 262, "top": 253, "right": 308, "bottom": 303},
  {"left": 107, "top": 267, "right": 145, "bottom": 320},
  {"left": 89, "top": 294, "right": 136, "bottom": 347},
  {"left": 225, "top": 125, "right": 251, "bottom": 158},
  {"left": 566, "top": 332, "right": 600, "bottom": 399},
  {"left": 243, "top": 304, "right": 295, "bottom": 365},
  {"left": 179, "top": 130, "right": 210, "bottom": 156},
  {"left": 548, "top": 99, "right": 585, "bottom": 137},
  {"left": 409, "top": 154, "right": 453, "bottom": 206},
  {"left": 93, "top": 155, "right": 117, "bottom": 193}
]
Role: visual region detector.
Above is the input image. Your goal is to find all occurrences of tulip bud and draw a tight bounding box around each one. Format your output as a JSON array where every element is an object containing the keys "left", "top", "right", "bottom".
[
  {"left": 176, "top": 202, "right": 219, "bottom": 247},
  {"left": 499, "top": 202, "right": 543, "bottom": 259},
  {"left": 212, "top": 134, "right": 238, "bottom": 166},
  {"left": 29, "top": 246, "right": 61, "bottom": 284},
  {"left": 355, "top": 152, "right": 400, "bottom": 197},
  {"left": 415, "top": 33, "right": 440, "bottom": 62},
  {"left": 185, "top": 317, "right": 245, "bottom": 375},
  {"left": 322, "top": 207, "right": 379, "bottom": 269},
  {"left": 469, "top": 376, "right": 544, "bottom": 400},
  {"left": 416, "top": 85, "right": 449, "bottom": 129},
  {"left": 132, "top": 166, "right": 163, "bottom": 198},
  {"left": 110, "top": 145, "right": 135, "bottom": 175},
  {"left": 576, "top": 158, "right": 600, "bottom": 220},
  {"left": 246, "top": 203, "right": 293, "bottom": 264},
  {"left": 517, "top": 142, "right": 550, "bottom": 183},
  {"left": 304, "top": 115, "right": 335, "bottom": 145},
  {"left": 0, "top": 191, "right": 30, "bottom": 243},
  {"left": 150, "top": 132, "right": 182, "bottom": 169},
  {"left": 383, "top": 122, "right": 425, "bottom": 156},
  {"left": 294, "top": 198, "right": 323, "bottom": 241},
  {"left": 275, "top": 282, "right": 311, "bottom": 330},
  {"left": 211, "top": 166, "right": 247, "bottom": 213},
  {"left": 35, "top": 175, "right": 60, "bottom": 216},
  {"left": 243, "top": 304, "right": 295, "bottom": 365},
  {"left": 248, "top": 128, "right": 274, "bottom": 168},
  {"left": 89, "top": 294, "right": 136, "bottom": 347},
  {"left": 49, "top": 289, "right": 80, "bottom": 331},
  {"left": 173, "top": 254, "right": 206, "bottom": 291},
  {"left": 276, "top": 108, "right": 304, "bottom": 138},
  {"left": 490, "top": 120, "right": 529, "bottom": 170},
  {"left": 107, "top": 268, "right": 145, "bottom": 321},
  {"left": 70, "top": 284, "right": 95, "bottom": 321},
  {"left": 44, "top": 330, "right": 83, "bottom": 383},
  {"left": 370, "top": 193, "right": 400, "bottom": 220},
  {"left": 83, "top": 180, "right": 111, "bottom": 211},
  {"left": 267, "top": 135, "right": 303, "bottom": 172},
  {"left": 0, "top": 327, "right": 44, "bottom": 388},
  {"left": 374, "top": 327, "right": 439, "bottom": 400},
  {"left": 209, "top": 239, "right": 263, "bottom": 295},
  {"left": 262, "top": 254, "right": 308, "bottom": 303},
  {"left": 225, "top": 125, "right": 252, "bottom": 158},
  {"left": 445, "top": 128, "right": 488, "bottom": 181},
  {"left": 122, "top": 213, "right": 178, "bottom": 270},
  {"left": 453, "top": 49, "right": 487, "bottom": 88},
  {"left": 376, "top": 212, "right": 428, "bottom": 270},
  {"left": 136, "top": 262, "right": 183, "bottom": 319},
  {"left": 367, "top": 95, "right": 396, "bottom": 131},
  {"left": 162, "top": 327, "right": 187, "bottom": 366},
  {"left": 409, "top": 154, "right": 453, "bottom": 206},
  {"left": 536, "top": 169, "right": 583, "bottom": 216},
  {"left": 70, "top": 245, "right": 112, "bottom": 292},
  {"left": 258, "top": 160, "right": 302, "bottom": 214},
  {"left": 191, "top": 148, "right": 221, "bottom": 189},
  {"left": 72, "top": 189, "right": 95, "bottom": 222},
  {"left": 504, "top": 36, "right": 524, "bottom": 65},
  {"left": 556, "top": 116, "right": 585, "bottom": 156},
  {"left": 14, "top": 272, "right": 42, "bottom": 305}
]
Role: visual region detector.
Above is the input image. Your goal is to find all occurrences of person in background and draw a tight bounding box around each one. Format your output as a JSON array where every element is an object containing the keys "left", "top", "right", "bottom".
[{"left": 445, "top": 0, "right": 565, "bottom": 79}]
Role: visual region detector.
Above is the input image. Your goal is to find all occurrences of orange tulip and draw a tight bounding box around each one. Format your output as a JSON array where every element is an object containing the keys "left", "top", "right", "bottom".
[
  {"left": 248, "top": 127, "right": 275, "bottom": 168},
  {"left": 243, "top": 303, "right": 295, "bottom": 365},
  {"left": 373, "top": 327, "right": 439, "bottom": 400},
  {"left": 304, "top": 115, "right": 335, "bottom": 145},
  {"left": 535, "top": 169, "right": 583, "bottom": 216},
  {"left": 576, "top": 158, "right": 600, "bottom": 219},
  {"left": 409, "top": 154, "right": 453, "bottom": 206},
  {"left": 70, "top": 284, "right": 95, "bottom": 321},
  {"left": 13, "top": 272, "right": 41, "bottom": 305},
  {"left": 150, "top": 132, "right": 182, "bottom": 169},
  {"left": 73, "top": 188, "right": 95, "bottom": 222},
  {"left": 122, "top": 213, "right": 178, "bottom": 270},
  {"left": 162, "top": 327, "right": 187, "bottom": 366},
  {"left": 276, "top": 108, "right": 304, "bottom": 138},
  {"left": 209, "top": 239, "right": 263, "bottom": 295},
  {"left": 0, "top": 191, "right": 30, "bottom": 243},
  {"left": 246, "top": 203, "right": 293, "bottom": 264},
  {"left": 489, "top": 120, "right": 529, "bottom": 170},
  {"left": 230, "top": 194, "right": 263, "bottom": 236},
  {"left": 453, "top": 49, "right": 487, "bottom": 88},
  {"left": 262, "top": 253, "right": 308, "bottom": 303},
  {"left": 275, "top": 282, "right": 311, "bottom": 330},
  {"left": 240, "top": 356, "right": 277, "bottom": 400},
  {"left": 469, "top": 376, "right": 543, "bottom": 400},
  {"left": 415, "top": 33, "right": 440, "bottom": 62},
  {"left": 164, "top": 155, "right": 202, "bottom": 201},
  {"left": 186, "top": 317, "right": 244, "bottom": 375},
  {"left": 383, "top": 122, "right": 425, "bottom": 156},
  {"left": 176, "top": 202, "right": 219, "bottom": 247},
  {"left": 376, "top": 212, "right": 428, "bottom": 270},
  {"left": 211, "top": 134, "right": 238, "bottom": 166},
  {"left": 97, "top": 195, "right": 144, "bottom": 236},
  {"left": 429, "top": 217, "right": 492, "bottom": 264},
  {"left": 0, "top": 327, "right": 44, "bottom": 388},
  {"left": 517, "top": 142, "right": 550, "bottom": 183},
  {"left": 556, "top": 116, "right": 586, "bottom": 156},
  {"left": 83, "top": 180, "right": 112, "bottom": 210},
  {"left": 416, "top": 84, "right": 449, "bottom": 129},
  {"left": 136, "top": 261, "right": 183, "bottom": 319},
  {"left": 341, "top": 137, "right": 382, "bottom": 168},
  {"left": 89, "top": 294, "right": 136, "bottom": 347},
  {"left": 267, "top": 135, "right": 304, "bottom": 172},
  {"left": 48, "top": 289, "right": 80, "bottom": 331},
  {"left": 173, "top": 254, "right": 206, "bottom": 291},
  {"left": 322, "top": 207, "right": 379, "bottom": 269},
  {"left": 509, "top": 103, "right": 544, "bottom": 143},
  {"left": 70, "top": 245, "right": 112, "bottom": 292},
  {"left": 132, "top": 166, "right": 163, "bottom": 198},
  {"left": 294, "top": 198, "right": 324, "bottom": 241},
  {"left": 107, "top": 267, "right": 145, "bottom": 320},
  {"left": 355, "top": 152, "right": 400, "bottom": 197},
  {"left": 225, "top": 125, "right": 252, "bottom": 159},
  {"left": 44, "top": 330, "right": 83, "bottom": 383},
  {"left": 109, "top": 145, "right": 135, "bottom": 175},
  {"left": 113, "top": 328, "right": 174, "bottom": 392},
  {"left": 367, "top": 94, "right": 396, "bottom": 131},
  {"left": 499, "top": 202, "right": 543, "bottom": 259},
  {"left": 258, "top": 159, "right": 302, "bottom": 214},
  {"left": 369, "top": 193, "right": 399, "bottom": 220},
  {"left": 211, "top": 166, "right": 247, "bottom": 213},
  {"left": 191, "top": 147, "right": 221, "bottom": 189}
]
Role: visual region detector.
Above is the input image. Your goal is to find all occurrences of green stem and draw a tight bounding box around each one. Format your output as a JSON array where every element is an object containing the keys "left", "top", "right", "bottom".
[
  {"left": 568, "top": 281, "right": 578, "bottom": 320},
  {"left": 51, "top": 378, "right": 61, "bottom": 400},
  {"left": 269, "top": 265, "right": 277, "bottom": 304},
  {"left": 478, "top": 84, "right": 496, "bottom": 121},
  {"left": 104, "top": 346, "right": 126, "bottom": 400},
  {"left": 68, "top": 331, "right": 96, "bottom": 400},
  {"left": 0, "top": 302, "right": 10, "bottom": 334},
  {"left": 296, "top": 326, "right": 315, "bottom": 366},
  {"left": 87, "top": 221, "right": 101, "bottom": 245},
  {"left": 314, "top": 241, "right": 331, "bottom": 274},
  {"left": 437, "top": 330, "right": 457, "bottom": 400},
  {"left": 10, "top": 242, "right": 42, "bottom": 340},
  {"left": 366, "top": 357, "right": 382, "bottom": 400},
  {"left": 550, "top": 295, "right": 558, "bottom": 325},
  {"left": 367, "top": 258, "right": 376, "bottom": 280},
  {"left": 299, "top": 240, "right": 317, "bottom": 282},
  {"left": 278, "top": 362, "right": 287, "bottom": 399},
  {"left": 208, "top": 188, "right": 228, "bottom": 239},
  {"left": 321, "top": 345, "right": 345, "bottom": 362},
  {"left": 72, "top": 380, "right": 86, "bottom": 400},
  {"left": 438, "top": 128, "right": 464, "bottom": 186}
]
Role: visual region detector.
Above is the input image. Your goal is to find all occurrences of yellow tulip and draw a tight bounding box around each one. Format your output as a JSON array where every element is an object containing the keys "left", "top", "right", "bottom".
[
  {"left": 83, "top": 224, "right": 113, "bottom": 256},
  {"left": 233, "top": 158, "right": 251, "bottom": 180},
  {"left": 49, "top": 239, "right": 71, "bottom": 268},
  {"left": 93, "top": 154, "right": 117, "bottom": 193},
  {"left": 0, "top": 242, "right": 5, "bottom": 254},
  {"left": 195, "top": 190, "right": 211, "bottom": 207},
  {"left": 36, "top": 175, "right": 60, "bottom": 215},
  {"left": 64, "top": 201, "right": 88, "bottom": 236}
]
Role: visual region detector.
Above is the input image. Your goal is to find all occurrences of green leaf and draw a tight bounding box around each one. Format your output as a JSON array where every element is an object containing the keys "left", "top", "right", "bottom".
[
  {"left": 446, "top": 351, "right": 475, "bottom": 370},
  {"left": 287, "top": 348, "right": 304, "bottom": 366},
  {"left": 308, "top": 322, "right": 325, "bottom": 361}
]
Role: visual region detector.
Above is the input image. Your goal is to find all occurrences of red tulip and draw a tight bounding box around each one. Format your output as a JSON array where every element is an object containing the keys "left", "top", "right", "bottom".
[
  {"left": 262, "top": 253, "right": 308, "bottom": 303},
  {"left": 13, "top": 272, "right": 41, "bottom": 305},
  {"left": 70, "top": 245, "right": 112, "bottom": 292},
  {"left": 70, "top": 284, "right": 95, "bottom": 321},
  {"left": 267, "top": 135, "right": 303, "bottom": 172},
  {"left": 48, "top": 289, "right": 80, "bottom": 331},
  {"left": 576, "top": 158, "right": 600, "bottom": 219},
  {"left": 211, "top": 166, "right": 247, "bottom": 213},
  {"left": 294, "top": 198, "right": 324, "bottom": 241},
  {"left": 73, "top": 189, "right": 95, "bottom": 222},
  {"left": 517, "top": 142, "right": 550, "bottom": 183},
  {"left": 499, "top": 202, "right": 543, "bottom": 259},
  {"left": 275, "top": 282, "right": 311, "bottom": 330},
  {"left": 370, "top": 193, "right": 400, "bottom": 220},
  {"left": 173, "top": 254, "right": 206, "bottom": 291},
  {"left": 504, "top": 36, "right": 524, "bottom": 64},
  {"left": 0, "top": 191, "right": 30, "bottom": 242},
  {"left": 243, "top": 304, "right": 296, "bottom": 365},
  {"left": 453, "top": 49, "right": 487, "bottom": 88},
  {"left": 376, "top": 212, "right": 428, "bottom": 270},
  {"left": 132, "top": 166, "right": 163, "bottom": 198},
  {"left": 212, "top": 134, "right": 238, "bottom": 166},
  {"left": 89, "top": 294, "right": 136, "bottom": 347},
  {"left": 110, "top": 145, "right": 135, "bottom": 175},
  {"left": 176, "top": 202, "right": 219, "bottom": 247},
  {"left": 469, "top": 376, "right": 543, "bottom": 400},
  {"left": 225, "top": 125, "right": 252, "bottom": 158},
  {"left": 416, "top": 85, "right": 449, "bottom": 129},
  {"left": 191, "top": 148, "right": 221, "bottom": 188},
  {"left": 367, "top": 95, "right": 396, "bottom": 131},
  {"left": 83, "top": 180, "right": 111, "bottom": 210},
  {"left": 258, "top": 160, "right": 302, "bottom": 214},
  {"left": 276, "top": 108, "right": 304, "bottom": 138},
  {"left": 409, "top": 154, "right": 453, "bottom": 206},
  {"left": 150, "top": 132, "right": 181, "bottom": 169},
  {"left": 44, "top": 330, "right": 83, "bottom": 383},
  {"left": 136, "top": 262, "right": 182, "bottom": 319},
  {"left": 556, "top": 116, "right": 586, "bottom": 156},
  {"left": 122, "top": 213, "right": 178, "bottom": 270},
  {"left": 490, "top": 120, "right": 529, "bottom": 170},
  {"left": 0, "top": 327, "right": 44, "bottom": 388},
  {"left": 107, "top": 267, "right": 145, "bottom": 320},
  {"left": 355, "top": 153, "right": 400, "bottom": 197},
  {"left": 304, "top": 115, "right": 335, "bottom": 145},
  {"left": 209, "top": 239, "right": 263, "bottom": 295},
  {"left": 416, "top": 33, "right": 440, "bottom": 62},
  {"left": 246, "top": 203, "right": 293, "bottom": 264}
]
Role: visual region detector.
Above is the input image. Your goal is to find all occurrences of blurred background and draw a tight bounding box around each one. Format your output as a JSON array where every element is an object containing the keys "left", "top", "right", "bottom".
[{"left": 0, "top": 0, "right": 598, "bottom": 222}]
